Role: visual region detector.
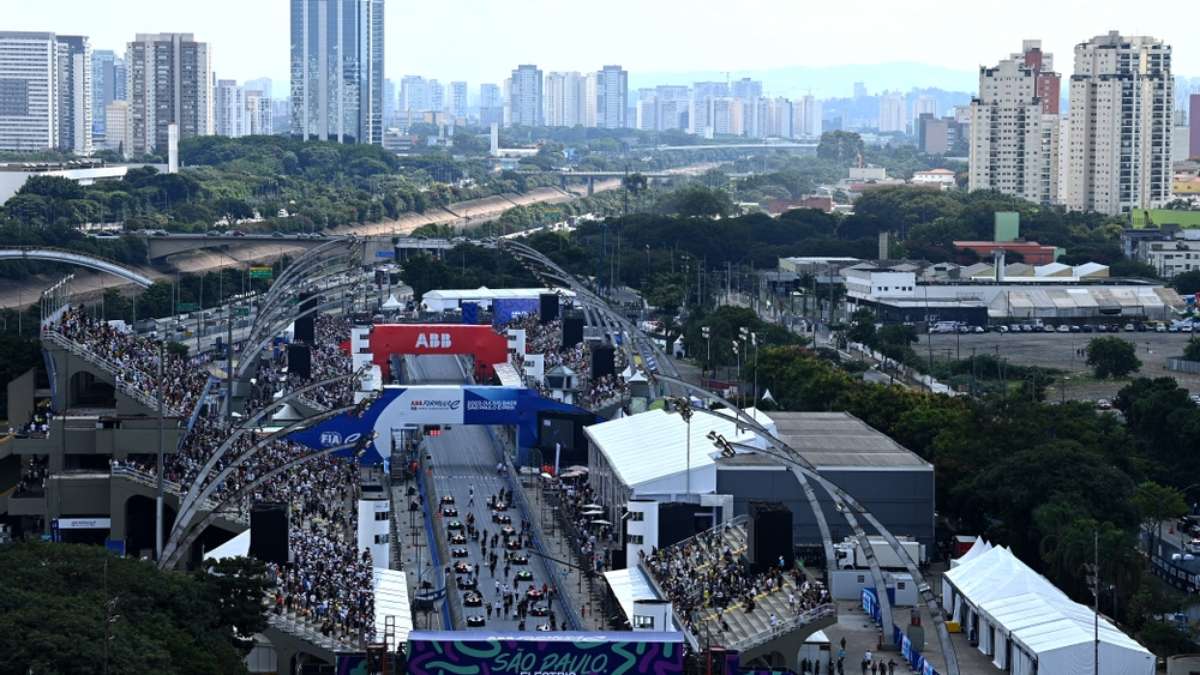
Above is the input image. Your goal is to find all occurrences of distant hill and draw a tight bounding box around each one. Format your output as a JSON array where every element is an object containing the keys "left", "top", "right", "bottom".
[{"left": 628, "top": 62, "right": 978, "bottom": 99}]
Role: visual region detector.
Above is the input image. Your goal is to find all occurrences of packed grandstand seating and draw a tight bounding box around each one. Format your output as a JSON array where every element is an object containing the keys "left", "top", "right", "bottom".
[
  {"left": 505, "top": 314, "right": 629, "bottom": 410},
  {"left": 48, "top": 306, "right": 373, "bottom": 645},
  {"left": 643, "top": 521, "right": 831, "bottom": 645},
  {"left": 287, "top": 315, "right": 357, "bottom": 410}
]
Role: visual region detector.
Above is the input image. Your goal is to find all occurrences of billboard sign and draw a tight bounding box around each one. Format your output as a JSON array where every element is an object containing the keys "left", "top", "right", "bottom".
[
  {"left": 289, "top": 386, "right": 600, "bottom": 465},
  {"left": 406, "top": 631, "right": 685, "bottom": 675}
]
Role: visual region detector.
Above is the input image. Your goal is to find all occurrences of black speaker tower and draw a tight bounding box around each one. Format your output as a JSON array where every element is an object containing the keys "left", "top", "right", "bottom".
[
  {"left": 287, "top": 343, "right": 312, "bottom": 380},
  {"left": 562, "top": 314, "right": 584, "bottom": 348},
  {"left": 249, "top": 501, "right": 290, "bottom": 565},
  {"left": 539, "top": 293, "right": 560, "bottom": 323},
  {"left": 746, "top": 500, "right": 794, "bottom": 573},
  {"left": 591, "top": 344, "right": 615, "bottom": 378},
  {"left": 294, "top": 292, "right": 317, "bottom": 343}
]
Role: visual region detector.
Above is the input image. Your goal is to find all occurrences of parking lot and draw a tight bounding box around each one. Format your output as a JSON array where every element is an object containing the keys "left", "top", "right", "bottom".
[{"left": 918, "top": 329, "right": 1200, "bottom": 401}]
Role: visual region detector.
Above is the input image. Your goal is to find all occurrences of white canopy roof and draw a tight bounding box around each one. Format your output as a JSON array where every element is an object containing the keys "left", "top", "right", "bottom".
[
  {"left": 603, "top": 566, "right": 674, "bottom": 630},
  {"left": 585, "top": 407, "right": 773, "bottom": 494},
  {"left": 944, "top": 546, "right": 1153, "bottom": 675},
  {"left": 381, "top": 294, "right": 405, "bottom": 310},
  {"left": 205, "top": 529, "right": 250, "bottom": 561},
  {"left": 372, "top": 568, "right": 414, "bottom": 651},
  {"left": 950, "top": 536, "right": 992, "bottom": 568}
]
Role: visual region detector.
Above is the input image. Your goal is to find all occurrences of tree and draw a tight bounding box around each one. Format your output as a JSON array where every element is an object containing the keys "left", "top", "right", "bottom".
[
  {"left": 1131, "top": 481, "right": 1188, "bottom": 555},
  {"left": 0, "top": 543, "right": 262, "bottom": 674},
  {"left": 657, "top": 185, "right": 734, "bottom": 219},
  {"left": 846, "top": 308, "right": 877, "bottom": 347},
  {"left": 1086, "top": 336, "right": 1141, "bottom": 379},
  {"left": 816, "top": 131, "right": 865, "bottom": 163},
  {"left": 1185, "top": 338, "right": 1200, "bottom": 362},
  {"left": 1173, "top": 270, "right": 1200, "bottom": 296}
]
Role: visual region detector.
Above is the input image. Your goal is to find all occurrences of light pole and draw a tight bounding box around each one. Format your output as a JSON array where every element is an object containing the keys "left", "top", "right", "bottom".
[
  {"left": 667, "top": 396, "right": 694, "bottom": 496},
  {"left": 155, "top": 340, "right": 165, "bottom": 561},
  {"left": 700, "top": 326, "right": 711, "bottom": 379}
]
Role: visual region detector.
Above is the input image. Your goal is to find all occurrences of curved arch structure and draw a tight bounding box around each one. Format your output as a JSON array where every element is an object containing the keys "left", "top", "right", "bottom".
[
  {"left": 497, "top": 239, "right": 962, "bottom": 675},
  {"left": 0, "top": 247, "right": 154, "bottom": 287}
]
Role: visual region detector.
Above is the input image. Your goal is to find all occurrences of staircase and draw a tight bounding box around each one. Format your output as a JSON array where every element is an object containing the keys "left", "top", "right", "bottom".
[{"left": 43, "top": 331, "right": 186, "bottom": 417}]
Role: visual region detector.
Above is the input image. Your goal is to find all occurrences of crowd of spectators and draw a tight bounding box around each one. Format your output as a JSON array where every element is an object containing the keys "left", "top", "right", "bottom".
[
  {"left": 643, "top": 524, "right": 829, "bottom": 639},
  {"left": 552, "top": 479, "right": 616, "bottom": 575},
  {"left": 14, "top": 455, "right": 48, "bottom": 497},
  {"left": 47, "top": 305, "right": 375, "bottom": 646},
  {"left": 289, "top": 315, "right": 356, "bottom": 410},
  {"left": 505, "top": 314, "right": 629, "bottom": 410}
]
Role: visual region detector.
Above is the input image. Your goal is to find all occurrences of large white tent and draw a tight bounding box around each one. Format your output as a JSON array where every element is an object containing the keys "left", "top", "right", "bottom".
[{"left": 943, "top": 545, "right": 1153, "bottom": 675}]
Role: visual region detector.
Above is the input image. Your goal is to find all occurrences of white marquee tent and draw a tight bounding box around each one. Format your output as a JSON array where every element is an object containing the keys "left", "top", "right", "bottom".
[{"left": 942, "top": 545, "right": 1153, "bottom": 675}]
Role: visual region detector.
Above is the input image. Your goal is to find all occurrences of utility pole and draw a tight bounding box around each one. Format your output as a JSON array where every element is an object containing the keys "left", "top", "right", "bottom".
[{"left": 1093, "top": 529, "right": 1100, "bottom": 675}]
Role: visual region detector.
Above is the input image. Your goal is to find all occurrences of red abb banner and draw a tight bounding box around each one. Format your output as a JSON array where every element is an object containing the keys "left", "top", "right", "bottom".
[{"left": 369, "top": 324, "right": 508, "bottom": 380}]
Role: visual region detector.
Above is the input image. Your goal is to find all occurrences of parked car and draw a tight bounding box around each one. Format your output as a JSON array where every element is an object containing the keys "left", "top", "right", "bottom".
[
  {"left": 1081, "top": 325, "right": 1094, "bottom": 333},
  {"left": 996, "top": 325, "right": 1009, "bottom": 333},
  {"left": 1057, "top": 325, "right": 1070, "bottom": 333},
  {"left": 1123, "top": 323, "right": 1136, "bottom": 332},
  {"left": 1096, "top": 399, "right": 1112, "bottom": 410}
]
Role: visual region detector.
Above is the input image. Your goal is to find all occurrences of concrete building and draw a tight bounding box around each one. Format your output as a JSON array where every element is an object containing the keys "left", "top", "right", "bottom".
[
  {"left": 793, "top": 94, "right": 822, "bottom": 138},
  {"left": 243, "top": 89, "right": 272, "bottom": 136},
  {"left": 507, "top": 65, "right": 542, "bottom": 127},
  {"left": 126, "top": 33, "right": 212, "bottom": 155},
  {"left": 399, "top": 75, "right": 430, "bottom": 112},
  {"left": 427, "top": 79, "right": 444, "bottom": 114},
  {"left": 1133, "top": 230, "right": 1200, "bottom": 278},
  {"left": 878, "top": 92, "right": 906, "bottom": 133},
  {"left": 479, "top": 83, "right": 502, "bottom": 126},
  {"left": 104, "top": 101, "right": 132, "bottom": 157},
  {"left": 911, "top": 94, "right": 937, "bottom": 130},
  {"left": 0, "top": 32, "right": 93, "bottom": 154},
  {"left": 969, "top": 43, "right": 1061, "bottom": 204},
  {"left": 54, "top": 35, "right": 92, "bottom": 156},
  {"left": 214, "top": 79, "right": 242, "bottom": 137},
  {"left": 1066, "top": 32, "right": 1174, "bottom": 215},
  {"left": 594, "top": 65, "right": 628, "bottom": 129},
  {"left": 449, "top": 81, "right": 467, "bottom": 119},
  {"left": 1022, "top": 39, "right": 1061, "bottom": 114},
  {"left": 689, "top": 81, "right": 729, "bottom": 136},
  {"left": 544, "top": 71, "right": 584, "bottom": 127},
  {"left": 917, "top": 114, "right": 966, "bottom": 156},
  {"left": 91, "top": 50, "right": 125, "bottom": 144},
  {"left": 0, "top": 160, "right": 128, "bottom": 203},
  {"left": 289, "top": 0, "right": 385, "bottom": 144},
  {"left": 1191, "top": 94, "right": 1200, "bottom": 160},
  {"left": 715, "top": 412, "right": 935, "bottom": 555}
]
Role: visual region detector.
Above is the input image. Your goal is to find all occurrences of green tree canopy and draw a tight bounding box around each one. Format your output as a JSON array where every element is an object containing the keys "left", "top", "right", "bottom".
[{"left": 1086, "top": 336, "right": 1141, "bottom": 379}]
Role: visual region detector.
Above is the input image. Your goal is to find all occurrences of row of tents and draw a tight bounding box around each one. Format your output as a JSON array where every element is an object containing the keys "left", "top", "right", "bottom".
[{"left": 942, "top": 539, "right": 1154, "bottom": 675}]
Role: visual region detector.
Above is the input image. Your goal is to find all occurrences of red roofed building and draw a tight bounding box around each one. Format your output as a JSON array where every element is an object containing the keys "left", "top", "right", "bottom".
[{"left": 952, "top": 240, "right": 1057, "bottom": 265}]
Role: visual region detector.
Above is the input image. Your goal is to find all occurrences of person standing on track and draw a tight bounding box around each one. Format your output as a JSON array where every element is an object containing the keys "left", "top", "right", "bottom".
[{"left": 468, "top": 485, "right": 475, "bottom": 507}]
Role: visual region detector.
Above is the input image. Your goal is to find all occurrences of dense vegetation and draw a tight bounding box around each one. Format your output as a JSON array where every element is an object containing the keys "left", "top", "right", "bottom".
[{"left": 0, "top": 543, "right": 267, "bottom": 674}]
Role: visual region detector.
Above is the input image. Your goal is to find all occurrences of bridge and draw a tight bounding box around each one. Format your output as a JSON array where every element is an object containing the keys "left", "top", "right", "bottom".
[
  {"left": 0, "top": 247, "right": 154, "bottom": 287},
  {"left": 522, "top": 164, "right": 716, "bottom": 195},
  {"left": 134, "top": 233, "right": 466, "bottom": 262},
  {"left": 652, "top": 141, "right": 818, "bottom": 151}
]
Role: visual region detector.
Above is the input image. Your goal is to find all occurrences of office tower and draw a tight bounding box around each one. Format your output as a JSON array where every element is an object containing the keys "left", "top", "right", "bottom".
[
  {"left": 690, "top": 81, "right": 729, "bottom": 136},
  {"left": 794, "top": 94, "right": 822, "bottom": 138},
  {"left": 243, "top": 89, "right": 272, "bottom": 135},
  {"left": 594, "top": 65, "right": 628, "bottom": 129},
  {"left": 730, "top": 78, "right": 762, "bottom": 137},
  {"left": 545, "top": 72, "right": 584, "bottom": 127},
  {"left": 214, "top": 79, "right": 243, "bottom": 137},
  {"left": 878, "top": 92, "right": 906, "bottom": 132},
  {"left": 105, "top": 100, "right": 132, "bottom": 157},
  {"left": 0, "top": 32, "right": 95, "bottom": 154},
  {"left": 479, "top": 83, "right": 502, "bottom": 126},
  {"left": 400, "top": 76, "right": 429, "bottom": 111},
  {"left": 383, "top": 78, "right": 396, "bottom": 123},
  {"left": 969, "top": 43, "right": 1061, "bottom": 204},
  {"left": 1066, "top": 32, "right": 1173, "bottom": 214},
  {"left": 508, "top": 65, "right": 542, "bottom": 127},
  {"left": 126, "top": 33, "right": 212, "bottom": 155},
  {"left": 636, "top": 93, "right": 657, "bottom": 131},
  {"left": 449, "top": 81, "right": 467, "bottom": 118},
  {"left": 91, "top": 50, "right": 125, "bottom": 142},
  {"left": 853, "top": 82, "right": 867, "bottom": 99},
  {"left": 290, "top": 0, "right": 384, "bottom": 144},
  {"left": 55, "top": 35, "right": 92, "bottom": 155},
  {"left": 1190, "top": 94, "right": 1200, "bottom": 159}
]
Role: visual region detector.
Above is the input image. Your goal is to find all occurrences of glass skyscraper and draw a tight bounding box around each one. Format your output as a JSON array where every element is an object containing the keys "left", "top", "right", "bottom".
[{"left": 290, "top": 0, "right": 384, "bottom": 145}]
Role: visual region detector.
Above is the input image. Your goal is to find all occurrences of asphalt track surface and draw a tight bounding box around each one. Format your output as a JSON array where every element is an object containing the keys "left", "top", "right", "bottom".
[{"left": 409, "top": 355, "right": 566, "bottom": 631}]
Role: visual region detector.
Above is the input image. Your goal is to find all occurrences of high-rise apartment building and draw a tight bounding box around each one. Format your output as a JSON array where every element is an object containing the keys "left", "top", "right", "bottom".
[
  {"left": 878, "top": 93, "right": 906, "bottom": 133},
  {"left": 54, "top": 35, "right": 92, "bottom": 155},
  {"left": 214, "top": 79, "right": 242, "bottom": 137},
  {"left": 126, "top": 33, "right": 212, "bottom": 155},
  {"left": 428, "top": 80, "right": 445, "bottom": 113},
  {"left": 1021, "top": 40, "right": 1060, "bottom": 114},
  {"left": 479, "top": 83, "right": 502, "bottom": 126},
  {"left": 794, "top": 95, "right": 822, "bottom": 138},
  {"left": 244, "top": 77, "right": 273, "bottom": 100},
  {"left": 911, "top": 95, "right": 937, "bottom": 130},
  {"left": 969, "top": 42, "right": 1061, "bottom": 204},
  {"left": 690, "top": 81, "right": 729, "bottom": 136},
  {"left": 289, "top": 0, "right": 384, "bottom": 144},
  {"left": 449, "top": 81, "right": 468, "bottom": 118},
  {"left": 594, "top": 66, "right": 628, "bottom": 129},
  {"left": 762, "top": 97, "right": 792, "bottom": 138},
  {"left": 91, "top": 50, "right": 125, "bottom": 142},
  {"left": 400, "top": 76, "right": 430, "bottom": 112},
  {"left": 243, "top": 89, "right": 272, "bottom": 135},
  {"left": 545, "top": 72, "right": 584, "bottom": 127},
  {"left": 508, "top": 65, "right": 543, "bottom": 127},
  {"left": 0, "top": 32, "right": 94, "bottom": 154},
  {"left": 1066, "top": 32, "right": 1173, "bottom": 214}
]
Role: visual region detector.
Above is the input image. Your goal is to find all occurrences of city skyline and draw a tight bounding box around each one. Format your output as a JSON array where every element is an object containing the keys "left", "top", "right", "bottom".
[{"left": 9, "top": 0, "right": 1200, "bottom": 98}]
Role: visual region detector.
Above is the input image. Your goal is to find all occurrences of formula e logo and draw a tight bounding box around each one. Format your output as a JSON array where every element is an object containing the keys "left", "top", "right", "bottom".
[
  {"left": 319, "top": 431, "right": 362, "bottom": 447},
  {"left": 415, "top": 332, "right": 453, "bottom": 349}
]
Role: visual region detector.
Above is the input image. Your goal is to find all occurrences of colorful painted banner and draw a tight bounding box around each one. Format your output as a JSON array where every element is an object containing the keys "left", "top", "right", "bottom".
[{"left": 406, "top": 631, "right": 686, "bottom": 675}]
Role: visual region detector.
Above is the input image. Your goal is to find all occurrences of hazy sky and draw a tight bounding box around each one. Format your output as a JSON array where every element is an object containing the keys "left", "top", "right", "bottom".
[{"left": 9, "top": 0, "right": 1196, "bottom": 96}]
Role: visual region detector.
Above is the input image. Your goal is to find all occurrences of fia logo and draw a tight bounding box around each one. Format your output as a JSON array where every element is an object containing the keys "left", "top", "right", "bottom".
[
  {"left": 415, "top": 332, "right": 453, "bottom": 349},
  {"left": 319, "top": 431, "right": 342, "bottom": 446}
]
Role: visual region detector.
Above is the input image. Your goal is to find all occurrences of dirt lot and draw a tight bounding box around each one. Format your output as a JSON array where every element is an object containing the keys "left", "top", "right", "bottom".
[{"left": 917, "top": 330, "right": 1200, "bottom": 401}]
